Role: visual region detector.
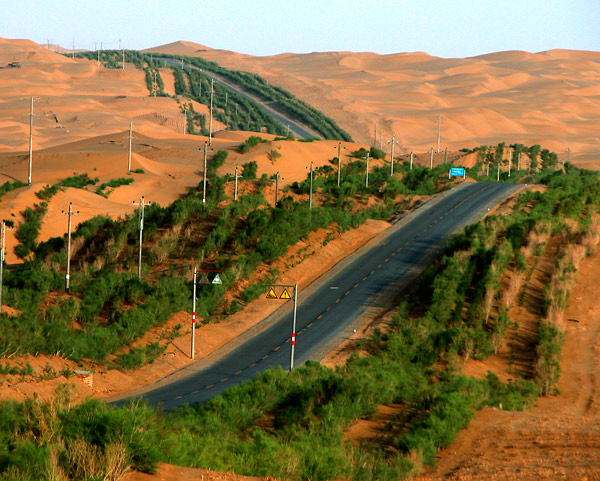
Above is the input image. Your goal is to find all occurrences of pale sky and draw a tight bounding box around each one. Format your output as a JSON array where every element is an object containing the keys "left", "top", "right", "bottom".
[{"left": 3, "top": 0, "right": 599, "bottom": 57}]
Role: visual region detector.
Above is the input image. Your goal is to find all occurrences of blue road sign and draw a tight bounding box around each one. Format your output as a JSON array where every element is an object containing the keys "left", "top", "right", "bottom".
[{"left": 449, "top": 167, "right": 465, "bottom": 178}]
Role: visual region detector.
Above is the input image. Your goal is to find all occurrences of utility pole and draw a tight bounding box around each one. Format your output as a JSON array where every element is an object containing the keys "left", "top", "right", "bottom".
[
  {"left": 233, "top": 166, "right": 239, "bottom": 201},
  {"left": 208, "top": 79, "right": 214, "bottom": 145},
  {"left": 497, "top": 162, "right": 501, "bottom": 182},
  {"left": 127, "top": 122, "right": 133, "bottom": 172},
  {"left": 364, "top": 154, "right": 370, "bottom": 187},
  {"left": 429, "top": 148, "right": 434, "bottom": 169},
  {"left": 191, "top": 267, "right": 197, "bottom": 359},
  {"left": 28, "top": 97, "right": 34, "bottom": 185},
  {"left": 508, "top": 149, "right": 512, "bottom": 177},
  {"left": 0, "top": 221, "right": 13, "bottom": 315},
  {"left": 444, "top": 147, "right": 448, "bottom": 163},
  {"left": 225, "top": 92, "right": 228, "bottom": 107},
  {"left": 410, "top": 151, "right": 414, "bottom": 170},
  {"left": 133, "top": 196, "right": 152, "bottom": 280},
  {"left": 200, "top": 142, "right": 213, "bottom": 205},
  {"left": 61, "top": 202, "right": 79, "bottom": 290},
  {"left": 335, "top": 142, "right": 345, "bottom": 187},
  {"left": 388, "top": 135, "right": 399, "bottom": 175},
  {"left": 274, "top": 172, "right": 280, "bottom": 205},
  {"left": 309, "top": 161, "right": 314, "bottom": 209},
  {"left": 437, "top": 115, "right": 441, "bottom": 153},
  {"left": 517, "top": 151, "right": 521, "bottom": 171}
]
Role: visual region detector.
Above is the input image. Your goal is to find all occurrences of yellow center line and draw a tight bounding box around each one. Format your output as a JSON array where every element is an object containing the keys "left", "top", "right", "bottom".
[
  {"left": 345, "top": 290, "right": 350, "bottom": 296},
  {"left": 405, "top": 242, "right": 409, "bottom": 245},
  {"left": 391, "top": 252, "right": 396, "bottom": 256},
  {"left": 262, "top": 355, "right": 269, "bottom": 359},
  {"left": 206, "top": 384, "right": 214, "bottom": 389},
  {"left": 371, "top": 270, "right": 375, "bottom": 274},
  {"left": 362, "top": 276, "right": 368, "bottom": 280},
  {"left": 250, "top": 362, "right": 258, "bottom": 366},
  {"left": 175, "top": 395, "right": 182, "bottom": 400},
  {"left": 235, "top": 371, "right": 242, "bottom": 375},
  {"left": 385, "top": 258, "right": 389, "bottom": 262},
  {"left": 274, "top": 345, "right": 281, "bottom": 351},
  {"left": 354, "top": 283, "right": 359, "bottom": 288},
  {"left": 326, "top": 306, "right": 332, "bottom": 311},
  {"left": 307, "top": 323, "right": 313, "bottom": 327},
  {"left": 191, "top": 390, "right": 199, "bottom": 394},
  {"left": 378, "top": 264, "right": 382, "bottom": 268},
  {"left": 317, "top": 314, "right": 323, "bottom": 319},
  {"left": 221, "top": 377, "right": 228, "bottom": 382},
  {"left": 336, "top": 298, "right": 340, "bottom": 303}
]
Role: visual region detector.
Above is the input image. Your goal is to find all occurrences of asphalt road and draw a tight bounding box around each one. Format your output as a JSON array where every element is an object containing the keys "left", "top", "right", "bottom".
[
  {"left": 116, "top": 182, "right": 520, "bottom": 410},
  {"left": 162, "top": 58, "right": 318, "bottom": 139}
]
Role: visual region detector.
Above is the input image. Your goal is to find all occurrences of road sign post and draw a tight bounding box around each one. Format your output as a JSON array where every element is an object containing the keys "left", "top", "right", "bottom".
[
  {"left": 265, "top": 283, "right": 299, "bottom": 370},
  {"left": 190, "top": 268, "right": 223, "bottom": 359}
]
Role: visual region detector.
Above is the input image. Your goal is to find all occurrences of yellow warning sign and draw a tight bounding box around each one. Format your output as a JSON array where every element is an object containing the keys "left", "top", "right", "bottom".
[
  {"left": 266, "top": 287, "right": 278, "bottom": 299},
  {"left": 280, "top": 288, "right": 291, "bottom": 299}
]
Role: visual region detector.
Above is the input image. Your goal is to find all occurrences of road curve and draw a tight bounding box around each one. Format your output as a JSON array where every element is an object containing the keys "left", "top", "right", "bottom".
[
  {"left": 115, "top": 182, "right": 520, "bottom": 410},
  {"left": 162, "top": 58, "right": 319, "bottom": 140}
]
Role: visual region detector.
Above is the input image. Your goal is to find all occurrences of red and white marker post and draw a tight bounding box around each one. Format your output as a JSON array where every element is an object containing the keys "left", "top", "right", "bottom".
[
  {"left": 290, "top": 283, "right": 298, "bottom": 371},
  {"left": 191, "top": 267, "right": 197, "bottom": 359}
]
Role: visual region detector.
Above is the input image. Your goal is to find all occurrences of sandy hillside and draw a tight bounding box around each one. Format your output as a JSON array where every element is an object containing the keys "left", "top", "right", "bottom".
[
  {"left": 0, "top": 37, "right": 223, "bottom": 152},
  {"left": 145, "top": 41, "right": 600, "bottom": 168}
]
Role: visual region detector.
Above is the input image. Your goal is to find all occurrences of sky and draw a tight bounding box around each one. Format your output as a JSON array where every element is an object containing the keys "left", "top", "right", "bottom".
[{"left": 3, "top": 0, "right": 600, "bottom": 57}]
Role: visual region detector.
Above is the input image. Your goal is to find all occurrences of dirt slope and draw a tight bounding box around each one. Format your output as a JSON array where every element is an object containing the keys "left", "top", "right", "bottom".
[
  {"left": 145, "top": 42, "right": 600, "bottom": 167},
  {"left": 414, "top": 244, "right": 600, "bottom": 480}
]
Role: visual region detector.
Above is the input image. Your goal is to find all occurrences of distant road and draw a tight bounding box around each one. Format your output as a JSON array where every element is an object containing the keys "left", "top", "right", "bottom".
[
  {"left": 162, "top": 58, "right": 319, "bottom": 140},
  {"left": 113, "top": 182, "right": 520, "bottom": 410}
]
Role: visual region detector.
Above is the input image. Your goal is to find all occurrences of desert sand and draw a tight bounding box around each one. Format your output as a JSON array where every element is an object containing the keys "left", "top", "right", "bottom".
[
  {"left": 145, "top": 41, "right": 600, "bottom": 168},
  {"left": 0, "top": 38, "right": 366, "bottom": 263}
]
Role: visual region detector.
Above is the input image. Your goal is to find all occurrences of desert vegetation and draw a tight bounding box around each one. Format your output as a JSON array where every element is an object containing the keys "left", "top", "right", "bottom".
[{"left": 0, "top": 135, "right": 591, "bottom": 479}]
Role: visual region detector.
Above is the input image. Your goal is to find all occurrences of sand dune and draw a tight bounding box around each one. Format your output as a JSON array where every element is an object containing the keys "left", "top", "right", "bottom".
[{"left": 146, "top": 42, "right": 600, "bottom": 167}]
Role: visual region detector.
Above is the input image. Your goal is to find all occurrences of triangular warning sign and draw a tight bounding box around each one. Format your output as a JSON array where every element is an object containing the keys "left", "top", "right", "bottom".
[
  {"left": 266, "top": 287, "right": 278, "bottom": 299},
  {"left": 212, "top": 273, "right": 222, "bottom": 285},
  {"left": 280, "top": 288, "right": 291, "bottom": 299},
  {"left": 200, "top": 274, "right": 210, "bottom": 284}
]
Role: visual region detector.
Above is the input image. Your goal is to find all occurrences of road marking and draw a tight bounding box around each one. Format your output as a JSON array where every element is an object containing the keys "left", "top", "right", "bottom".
[
  {"left": 250, "top": 362, "right": 257, "bottom": 366},
  {"left": 285, "top": 338, "right": 290, "bottom": 343},
  {"left": 191, "top": 390, "right": 199, "bottom": 394},
  {"left": 423, "top": 229, "right": 427, "bottom": 232},
  {"left": 307, "top": 323, "right": 313, "bottom": 327},
  {"left": 336, "top": 298, "right": 340, "bottom": 303},
  {"left": 385, "top": 258, "right": 389, "bottom": 262},
  {"left": 391, "top": 252, "right": 396, "bottom": 256},
  {"left": 262, "top": 355, "right": 269, "bottom": 359},
  {"left": 354, "top": 283, "right": 359, "bottom": 288},
  {"left": 405, "top": 242, "right": 409, "bottom": 245},
  {"left": 317, "top": 314, "right": 323, "bottom": 319},
  {"left": 274, "top": 345, "right": 281, "bottom": 351},
  {"left": 370, "top": 270, "right": 375, "bottom": 274},
  {"left": 206, "top": 384, "right": 214, "bottom": 389},
  {"left": 221, "top": 377, "right": 228, "bottom": 382},
  {"left": 362, "top": 276, "right": 367, "bottom": 280},
  {"left": 175, "top": 395, "right": 183, "bottom": 400},
  {"left": 378, "top": 264, "right": 382, "bottom": 268},
  {"left": 235, "top": 371, "right": 242, "bottom": 375},
  {"left": 429, "top": 224, "right": 433, "bottom": 228},
  {"left": 326, "top": 306, "right": 332, "bottom": 311},
  {"left": 345, "top": 290, "right": 350, "bottom": 296}
]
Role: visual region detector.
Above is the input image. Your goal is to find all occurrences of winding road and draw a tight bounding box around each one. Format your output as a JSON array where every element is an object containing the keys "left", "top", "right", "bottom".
[
  {"left": 162, "top": 58, "right": 319, "bottom": 139},
  {"left": 115, "top": 182, "right": 520, "bottom": 410}
]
